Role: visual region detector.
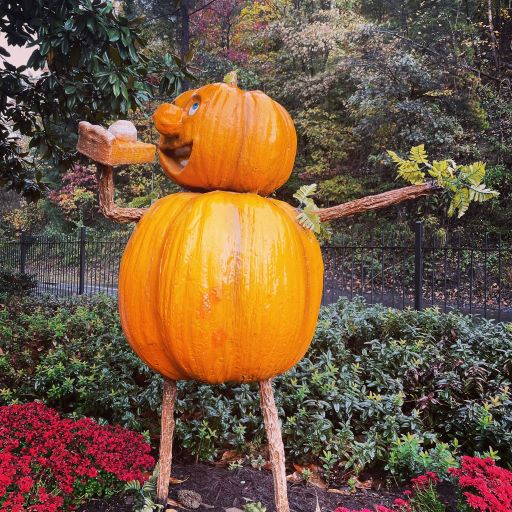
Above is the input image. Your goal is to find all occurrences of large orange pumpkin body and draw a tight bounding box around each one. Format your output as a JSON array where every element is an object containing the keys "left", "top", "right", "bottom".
[{"left": 119, "top": 191, "right": 323, "bottom": 384}]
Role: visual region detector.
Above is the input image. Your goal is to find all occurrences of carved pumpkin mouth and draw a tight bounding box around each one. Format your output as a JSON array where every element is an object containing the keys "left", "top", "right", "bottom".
[{"left": 158, "top": 138, "right": 193, "bottom": 176}]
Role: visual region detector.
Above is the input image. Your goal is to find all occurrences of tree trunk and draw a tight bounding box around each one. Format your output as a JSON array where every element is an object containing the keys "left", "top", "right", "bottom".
[
  {"left": 180, "top": 0, "right": 190, "bottom": 89},
  {"left": 487, "top": 0, "right": 501, "bottom": 71},
  {"left": 156, "top": 378, "right": 178, "bottom": 506},
  {"left": 259, "top": 379, "right": 289, "bottom": 512}
]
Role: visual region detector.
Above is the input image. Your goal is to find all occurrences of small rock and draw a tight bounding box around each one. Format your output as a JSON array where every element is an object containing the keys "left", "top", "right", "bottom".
[
  {"left": 108, "top": 120, "right": 137, "bottom": 142},
  {"left": 177, "top": 489, "right": 202, "bottom": 509}
]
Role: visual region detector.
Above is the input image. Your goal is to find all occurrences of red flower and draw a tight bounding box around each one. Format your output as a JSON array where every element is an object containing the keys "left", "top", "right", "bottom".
[
  {"left": 0, "top": 402, "right": 154, "bottom": 511},
  {"left": 17, "top": 477, "right": 34, "bottom": 494},
  {"left": 449, "top": 456, "right": 512, "bottom": 512},
  {"left": 410, "top": 471, "right": 439, "bottom": 490}
]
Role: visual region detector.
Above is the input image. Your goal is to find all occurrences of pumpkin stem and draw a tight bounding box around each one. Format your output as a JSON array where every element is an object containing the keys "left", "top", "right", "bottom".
[
  {"left": 156, "top": 378, "right": 178, "bottom": 506},
  {"left": 223, "top": 70, "right": 238, "bottom": 87}
]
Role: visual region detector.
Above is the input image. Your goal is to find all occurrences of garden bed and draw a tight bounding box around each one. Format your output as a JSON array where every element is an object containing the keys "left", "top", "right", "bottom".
[{"left": 79, "top": 463, "right": 460, "bottom": 512}]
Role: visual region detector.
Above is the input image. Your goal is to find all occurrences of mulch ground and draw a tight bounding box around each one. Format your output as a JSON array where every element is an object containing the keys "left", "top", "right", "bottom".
[{"left": 79, "top": 462, "right": 458, "bottom": 512}]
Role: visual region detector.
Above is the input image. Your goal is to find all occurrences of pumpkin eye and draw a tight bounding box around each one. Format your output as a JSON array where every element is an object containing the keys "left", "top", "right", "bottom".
[{"left": 188, "top": 101, "right": 200, "bottom": 116}]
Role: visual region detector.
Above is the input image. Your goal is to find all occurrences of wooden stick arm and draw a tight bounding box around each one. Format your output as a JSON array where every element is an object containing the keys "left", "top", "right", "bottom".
[
  {"left": 97, "top": 164, "right": 147, "bottom": 223},
  {"left": 316, "top": 182, "right": 440, "bottom": 222},
  {"left": 76, "top": 120, "right": 156, "bottom": 224}
]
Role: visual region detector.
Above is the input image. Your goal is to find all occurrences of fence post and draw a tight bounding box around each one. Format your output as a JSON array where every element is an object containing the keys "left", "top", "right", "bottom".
[
  {"left": 414, "top": 221, "right": 423, "bottom": 311},
  {"left": 19, "top": 231, "right": 28, "bottom": 274},
  {"left": 78, "top": 227, "right": 86, "bottom": 295}
]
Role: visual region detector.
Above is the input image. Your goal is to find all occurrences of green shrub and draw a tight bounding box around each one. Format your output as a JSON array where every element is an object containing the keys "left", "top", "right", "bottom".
[
  {"left": 0, "top": 270, "right": 36, "bottom": 297},
  {"left": 1, "top": 294, "right": 511, "bottom": 480},
  {"left": 386, "top": 433, "right": 459, "bottom": 480}
]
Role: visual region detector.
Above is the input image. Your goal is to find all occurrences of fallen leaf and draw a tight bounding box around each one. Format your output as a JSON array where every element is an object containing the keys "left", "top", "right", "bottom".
[
  {"left": 214, "top": 450, "right": 242, "bottom": 466},
  {"left": 353, "top": 477, "right": 372, "bottom": 490},
  {"left": 167, "top": 498, "right": 184, "bottom": 508},
  {"left": 327, "top": 489, "right": 351, "bottom": 495},
  {"left": 286, "top": 471, "right": 302, "bottom": 483},
  {"left": 170, "top": 476, "right": 188, "bottom": 485}
]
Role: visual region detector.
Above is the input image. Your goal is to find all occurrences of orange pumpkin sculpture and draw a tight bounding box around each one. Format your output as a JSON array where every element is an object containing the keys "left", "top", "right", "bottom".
[
  {"left": 118, "top": 81, "right": 323, "bottom": 385},
  {"left": 78, "top": 78, "right": 323, "bottom": 512}
]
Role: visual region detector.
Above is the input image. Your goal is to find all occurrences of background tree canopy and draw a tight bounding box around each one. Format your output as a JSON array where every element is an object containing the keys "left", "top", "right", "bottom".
[{"left": 1, "top": 0, "right": 511, "bottom": 237}]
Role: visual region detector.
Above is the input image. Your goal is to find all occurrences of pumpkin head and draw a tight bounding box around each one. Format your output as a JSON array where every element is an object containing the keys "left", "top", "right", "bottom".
[
  {"left": 153, "top": 83, "right": 297, "bottom": 195},
  {"left": 118, "top": 191, "right": 323, "bottom": 384}
]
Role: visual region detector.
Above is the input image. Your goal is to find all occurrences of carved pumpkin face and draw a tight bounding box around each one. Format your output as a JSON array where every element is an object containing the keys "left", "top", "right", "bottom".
[
  {"left": 153, "top": 83, "right": 297, "bottom": 195},
  {"left": 118, "top": 191, "right": 323, "bottom": 383}
]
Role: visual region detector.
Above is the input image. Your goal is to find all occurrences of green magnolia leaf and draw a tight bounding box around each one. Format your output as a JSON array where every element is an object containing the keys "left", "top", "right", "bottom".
[{"left": 409, "top": 144, "right": 429, "bottom": 164}]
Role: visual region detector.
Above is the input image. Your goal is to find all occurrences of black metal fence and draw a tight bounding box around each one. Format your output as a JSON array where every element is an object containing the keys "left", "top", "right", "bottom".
[{"left": 1, "top": 222, "right": 511, "bottom": 321}]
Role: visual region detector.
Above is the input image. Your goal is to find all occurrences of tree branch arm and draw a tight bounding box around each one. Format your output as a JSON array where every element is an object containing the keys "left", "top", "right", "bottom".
[
  {"left": 317, "top": 182, "right": 440, "bottom": 222},
  {"left": 96, "top": 164, "right": 147, "bottom": 223},
  {"left": 76, "top": 121, "right": 155, "bottom": 224}
]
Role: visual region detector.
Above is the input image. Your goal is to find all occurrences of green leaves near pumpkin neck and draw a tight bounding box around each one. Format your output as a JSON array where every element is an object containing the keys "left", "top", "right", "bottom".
[
  {"left": 293, "top": 184, "right": 332, "bottom": 241},
  {"left": 387, "top": 144, "right": 499, "bottom": 218}
]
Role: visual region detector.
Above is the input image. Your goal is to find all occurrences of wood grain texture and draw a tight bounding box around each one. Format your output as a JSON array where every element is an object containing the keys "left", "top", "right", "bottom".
[
  {"left": 317, "top": 183, "right": 438, "bottom": 222},
  {"left": 156, "top": 379, "right": 177, "bottom": 506},
  {"left": 97, "top": 164, "right": 146, "bottom": 223},
  {"left": 259, "top": 379, "right": 289, "bottom": 512}
]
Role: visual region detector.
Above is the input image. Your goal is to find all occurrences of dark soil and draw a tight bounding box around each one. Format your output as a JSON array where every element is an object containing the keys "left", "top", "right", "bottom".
[{"left": 79, "top": 463, "right": 410, "bottom": 512}]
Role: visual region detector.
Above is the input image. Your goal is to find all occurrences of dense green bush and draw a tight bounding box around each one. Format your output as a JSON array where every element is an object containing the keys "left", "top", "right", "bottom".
[
  {"left": 0, "top": 294, "right": 511, "bottom": 480},
  {"left": 0, "top": 270, "right": 36, "bottom": 297}
]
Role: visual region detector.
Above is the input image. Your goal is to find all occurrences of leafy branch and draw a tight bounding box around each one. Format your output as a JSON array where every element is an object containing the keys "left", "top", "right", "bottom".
[
  {"left": 387, "top": 145, "right": 499, "bottom": 218},
  {"left": 293, "top": 184, "right": 332, "bottom": 240}
]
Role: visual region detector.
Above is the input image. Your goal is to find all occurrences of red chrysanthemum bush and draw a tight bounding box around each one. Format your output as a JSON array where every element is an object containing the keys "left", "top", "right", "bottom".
[
  {"left": 0, "top": 402, "right": 154, "bottom": 511},
  {"left": 334, "top": 458, "right": 512, "bottom": 512},
  {"left": 449, "top": 456, "right": 512, "bottom": 512}
]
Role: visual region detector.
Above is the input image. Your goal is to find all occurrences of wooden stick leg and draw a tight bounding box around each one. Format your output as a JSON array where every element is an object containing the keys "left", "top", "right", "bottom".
[
  {"left": 259, "top": 379, "right": 290, "bottom": 512},
  {"left": 156, "top": 378, "right": 177, "bottom": 506}
]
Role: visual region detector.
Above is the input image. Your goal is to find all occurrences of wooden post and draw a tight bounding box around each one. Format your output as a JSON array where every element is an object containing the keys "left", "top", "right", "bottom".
[
  {"left": 259, "top": 378, "right": 289, "bottom": 512},
  {"left": 156, "top": 378, "right": 178, "bottom": 506}
]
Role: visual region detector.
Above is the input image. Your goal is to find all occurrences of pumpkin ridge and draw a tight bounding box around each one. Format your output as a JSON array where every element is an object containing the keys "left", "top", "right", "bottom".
[
  {"left": 120, "top": 194, "right": 197, "bottom": 379},
  {"left": 264, "top": 199, "right": 306, "bottom": 376},
  {"left": 156, "top": 195, "right": 203, "bottom": 380},
  {"left": 157, "top": 193, "right": 207, "bottom": 380}
]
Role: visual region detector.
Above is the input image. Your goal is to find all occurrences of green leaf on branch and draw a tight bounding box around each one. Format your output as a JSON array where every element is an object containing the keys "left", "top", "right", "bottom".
[
  {"left": 459, "top": 162, "right": 486, "bottom": 186},
  {"left": 387, "top": 150, "right": 426, "bottom": 185},
  {"left": 387, "top": 145, "right": 499, "bottom": 218},
  {"left": 409, "top": 144, "right": 429, "bottom": 164},
  {"left": 293, "top": 184, "right": 318, "bottom": 206},
  {"left": 428, "top": 160, "right": 452, "bottom": 185},
  {"left": 448, "top": 188, "right": 470, "bottom": 218},
  {"left": 468, "top": 184, "right": 499, "bottom": 203},
  {"left": 293, "top": 184, "right": 331, "bottom": 240}
]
